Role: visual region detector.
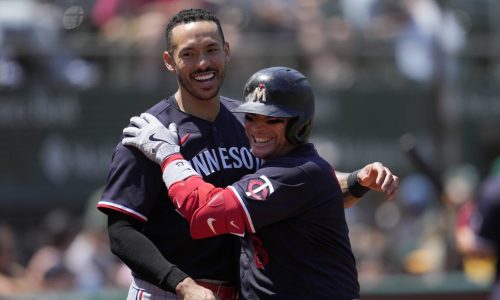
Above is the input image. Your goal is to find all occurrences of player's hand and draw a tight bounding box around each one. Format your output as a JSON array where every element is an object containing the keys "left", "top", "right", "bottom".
[
  {"left": 122, "top": 113, "right": 180, "bottom": 165},
  {"left": 175, "top": 277, "right": 219, "bottom": 300},
  {"left": 357, "top": 162, "right": 399, "bottom": 199}
]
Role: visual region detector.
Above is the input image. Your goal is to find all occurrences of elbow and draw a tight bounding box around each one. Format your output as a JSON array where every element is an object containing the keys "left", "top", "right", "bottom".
[{"left": 108, "top": 230, "right": 124, "bottom": 256}]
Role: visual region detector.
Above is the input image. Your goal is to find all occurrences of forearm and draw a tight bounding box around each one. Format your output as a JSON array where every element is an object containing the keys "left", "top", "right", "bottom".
[
  {"left": 335, "top": 171, "right": 349, "bottom": 194},
  {"left": 168, "top": 177, "right": 248, "bottom": 239},
  {"left": 107, "top": 211, "right": 188, "bottom": 292},
  {"left": 335, "top": 170, "right": 368, "bottom": 208},
  {"left": 157, "top": 152, "right": 248, "bottom": 239},
  {"left": 167, "top": 175, "right": 220, "bottom": 219}
]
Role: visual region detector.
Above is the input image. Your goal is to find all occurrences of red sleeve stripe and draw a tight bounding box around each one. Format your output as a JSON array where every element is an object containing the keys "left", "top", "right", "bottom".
[
  {"left": 227, "top": 186, "right": 255, "bottom": 233},
  {"left": 97, "top": 201, "right": 148, "bottom": 222}
]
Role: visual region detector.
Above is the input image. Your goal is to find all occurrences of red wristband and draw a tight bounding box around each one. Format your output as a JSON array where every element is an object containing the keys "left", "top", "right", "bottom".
[{"left": 161, "top": 153, "right": 185, "bottom": 172}]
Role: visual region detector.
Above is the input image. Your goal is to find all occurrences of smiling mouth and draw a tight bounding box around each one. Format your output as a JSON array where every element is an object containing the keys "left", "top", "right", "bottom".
[
  {"left": 193, "top": 72, "right": 216, "bottom": 82},
  {"left": 253, "top": 136, "right": 272, "bottom": 144}
]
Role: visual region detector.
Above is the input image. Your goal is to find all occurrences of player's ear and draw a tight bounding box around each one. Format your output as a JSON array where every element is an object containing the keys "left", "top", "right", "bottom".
[
  {"left": 163, "top": 51, "right": 175, "bottom": 72},
  {"left": 223, "top": 41, "right": 230, "bottom": 64}
]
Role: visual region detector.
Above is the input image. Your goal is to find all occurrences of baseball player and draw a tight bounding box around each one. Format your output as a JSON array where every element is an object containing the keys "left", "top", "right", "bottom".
[
  {"left": 122, "top": 67, "right": 363, "bottom": 299},
  {"left": 98, "top": 8, "right": 398, "bottom": 300},
  {"left": 97, "top": 9, "right": 247, "bottom": 300}
]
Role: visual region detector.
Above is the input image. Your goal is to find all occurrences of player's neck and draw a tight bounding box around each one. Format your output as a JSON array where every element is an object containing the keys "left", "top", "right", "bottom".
[{"left": 175, "top": 91, "right": 220, "bottom": 122}]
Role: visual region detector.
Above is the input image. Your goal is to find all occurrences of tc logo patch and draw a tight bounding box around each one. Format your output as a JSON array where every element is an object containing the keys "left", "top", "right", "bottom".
[{"left": 245, "top": 175, "right": 274, "bottom": 201}]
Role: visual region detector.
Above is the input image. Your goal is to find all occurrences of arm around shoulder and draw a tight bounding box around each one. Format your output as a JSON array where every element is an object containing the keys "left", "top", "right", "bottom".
[{"left": 336, "top": 162, "right": 399, "bottom": 208}]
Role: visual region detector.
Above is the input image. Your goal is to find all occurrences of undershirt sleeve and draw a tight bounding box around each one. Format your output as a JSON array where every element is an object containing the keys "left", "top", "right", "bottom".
[{"left": 107, "top": 210, "right": 189, "bottom": 293}]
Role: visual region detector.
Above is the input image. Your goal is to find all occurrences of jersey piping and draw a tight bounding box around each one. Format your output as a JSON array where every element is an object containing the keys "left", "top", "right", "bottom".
[
  {"left": 228, "top": 185, "right": 256, "bottom": 233},
  {"left": 98, "top": 201, "right": 148, "bottom": 222}
]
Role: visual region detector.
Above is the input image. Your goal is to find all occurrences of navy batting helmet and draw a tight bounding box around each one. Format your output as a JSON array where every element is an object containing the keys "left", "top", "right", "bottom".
[{"left": 232, "top": 67, "right": 315, "bottom": 145}]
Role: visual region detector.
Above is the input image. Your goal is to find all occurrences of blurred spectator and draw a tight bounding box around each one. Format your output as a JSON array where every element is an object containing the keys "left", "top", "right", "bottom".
[
  {"left": 444, "top": 164, "right": 480, "bottom": 209},
  {"left": 65, "top": 187, "right": 132, "bottom": 291},
  {"left": 442, "top": 164, "right": 481, "bottom": 270},
  {"left": 349, "top": 221, "right": 388, "bottom": 283},
  {"left": 0, "top": 0, "right": 99, "bottom": 89},
  {"left": 394, "top": 0, "right": 465, "bottom": 83},
  {"left": 90, "top": 0, "right": 209, "bottom": 89},
  {"left": 0, "top": 223, "right": 33, "bottom": 295},
  {"left": 456, "top": 157, "right": 500, "bottom": 299},
  {"left": 25, "top": 209, "right": 79, "bottom": 291},
  {"left": 388, "top": 174, "right": 446, "bottom": 275}
]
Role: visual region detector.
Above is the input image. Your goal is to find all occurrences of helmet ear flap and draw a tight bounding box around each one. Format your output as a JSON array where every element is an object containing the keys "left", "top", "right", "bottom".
[{"left": 286, "top": 117, "right": 313, "bottom": 145}]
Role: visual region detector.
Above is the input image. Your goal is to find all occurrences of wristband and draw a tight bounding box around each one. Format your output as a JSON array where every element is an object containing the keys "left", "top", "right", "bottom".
[
  {"left": 161, "top": 154, "right": 199, "bottom": 189},
  {"left": 347, "top": 170, "right": 370, "bottom": 198},
  {"left": 161, "top": 153, "right": 184, "bottom": 171}
]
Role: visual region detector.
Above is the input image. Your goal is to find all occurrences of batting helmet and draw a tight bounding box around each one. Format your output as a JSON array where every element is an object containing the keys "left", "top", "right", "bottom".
[{"left": 232, "top": 67, "right": 315, "bottom": 145}]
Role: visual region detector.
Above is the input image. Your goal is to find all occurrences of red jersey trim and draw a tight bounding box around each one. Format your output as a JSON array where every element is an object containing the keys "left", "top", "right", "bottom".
[{"left": 97, "top": 201, "right": 147, "bottom": 222}]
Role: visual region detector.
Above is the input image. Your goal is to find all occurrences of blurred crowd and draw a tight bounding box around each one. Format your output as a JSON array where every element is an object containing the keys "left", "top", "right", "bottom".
[
  {"left": 0, "top": 187, "right": 132, "bottom": 295},
  {"left": 0, "top": 0, "right": 470, "bottom": 91},
  {"left": 0, "top": 0, "right": 499, "bottom": 297}
]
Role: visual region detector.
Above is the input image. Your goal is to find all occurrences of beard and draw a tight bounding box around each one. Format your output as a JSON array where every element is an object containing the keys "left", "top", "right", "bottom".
[{"left": 177, "top": 67, "right": 226, "bottom": 101}]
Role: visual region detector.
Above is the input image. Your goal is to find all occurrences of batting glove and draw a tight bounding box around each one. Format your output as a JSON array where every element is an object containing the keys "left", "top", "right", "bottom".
[
  {"left": 122, "top": 113, "right": 180, "bottom": 165},
  {"left": 122, "top": 113, "right": 199, "bottom": 188}
]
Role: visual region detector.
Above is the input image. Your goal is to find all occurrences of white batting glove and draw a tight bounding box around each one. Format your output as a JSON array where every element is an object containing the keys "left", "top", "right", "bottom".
[
  {"left": 122, "top": 113, "right": 199, "bottom": 188},
  {"left": 122, "top": 113, "right": 180, "bottom": 165}
]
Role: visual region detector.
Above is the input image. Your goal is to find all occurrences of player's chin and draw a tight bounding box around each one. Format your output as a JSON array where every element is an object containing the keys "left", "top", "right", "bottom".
[
  {"left": 196, "top": 84, "right": 221, "bottom": 99},
  {"left": 251, "top": 151, "right": 269, "bottom": 160},
  {"left": 250, "top": 145, "right": 273, "bottom": 160},
  {"left": 192, "top": 88, "right": 219, "bottom": 101}
]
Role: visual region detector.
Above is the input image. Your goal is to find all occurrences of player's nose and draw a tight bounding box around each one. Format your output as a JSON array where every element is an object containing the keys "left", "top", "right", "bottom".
[
  {"left": 249, "top": 121, "right": 268, "bottom": 133},
  {"left": 196, "top": 53, "right": 210, "bottom": 69}
]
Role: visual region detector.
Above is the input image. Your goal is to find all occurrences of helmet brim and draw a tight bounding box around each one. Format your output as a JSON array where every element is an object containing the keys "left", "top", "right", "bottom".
[{"left": 231, "top": 102, "right": 298, "bottom": 118}]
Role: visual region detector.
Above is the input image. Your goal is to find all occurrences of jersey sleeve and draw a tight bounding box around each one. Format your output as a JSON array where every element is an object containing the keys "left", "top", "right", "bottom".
[
  {"left": 166, "top": 165, "right": 314, "bottom": 237},
  {"left": 229, "top": 165, "right": 319, "bottom": 231},
  {"left": 97, "top": 142, "right": 165, "bottom": 222},
  {"left": 166, "top": 153, "right": 338, "bottom": 238}
]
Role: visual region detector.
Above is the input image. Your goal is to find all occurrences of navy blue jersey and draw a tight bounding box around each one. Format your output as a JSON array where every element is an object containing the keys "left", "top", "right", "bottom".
[
  {"left": 98, "top": 96, "right": 261, "bottom": 282},
  {"left": 229, "top": 143, "right": 359, "bottom": 300}
]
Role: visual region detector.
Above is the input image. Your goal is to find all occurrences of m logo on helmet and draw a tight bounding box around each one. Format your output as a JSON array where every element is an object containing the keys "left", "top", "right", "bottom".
[{"left": 247, "top": 83, "right": 266, "bottom": 103}]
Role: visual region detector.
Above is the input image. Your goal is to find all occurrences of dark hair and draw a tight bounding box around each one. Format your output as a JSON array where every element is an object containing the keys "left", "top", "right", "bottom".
[{"left": 165, "top": 8, "right": 225, "bottom": 53}]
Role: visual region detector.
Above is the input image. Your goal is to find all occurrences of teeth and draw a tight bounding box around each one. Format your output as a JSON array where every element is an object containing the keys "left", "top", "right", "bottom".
[
  {"left": 194, "top": 73, "right": 215, "bottom": 81},
  {"left": 255, "top": 137, "right": 271, "bottom": 143}
]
